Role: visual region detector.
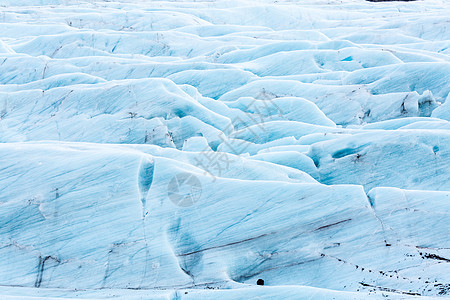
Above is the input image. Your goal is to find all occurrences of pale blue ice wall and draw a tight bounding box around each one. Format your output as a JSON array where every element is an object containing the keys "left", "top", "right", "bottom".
[{"left": 0, "top": 0, "right": 449, "bottom": 298}]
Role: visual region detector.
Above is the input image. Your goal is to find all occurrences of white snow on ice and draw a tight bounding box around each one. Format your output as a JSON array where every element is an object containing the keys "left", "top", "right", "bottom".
[{"left": 0, "top": 0, "right": 449, "bottom": 298}]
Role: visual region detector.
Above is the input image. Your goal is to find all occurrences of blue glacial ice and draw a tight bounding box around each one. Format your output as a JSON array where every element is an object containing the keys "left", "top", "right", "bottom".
[{"left": 0, "top": 0, "right": 449, "bottom": 299}]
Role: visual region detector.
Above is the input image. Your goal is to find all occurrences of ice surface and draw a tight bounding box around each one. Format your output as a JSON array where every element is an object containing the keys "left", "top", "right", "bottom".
[{"left": 0, "top": 0, "right": 449, "bottom": 298}]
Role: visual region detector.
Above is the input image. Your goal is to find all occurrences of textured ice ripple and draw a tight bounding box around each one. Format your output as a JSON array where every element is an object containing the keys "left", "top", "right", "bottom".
[{"left": 0, "top": 0, "right": 449, "bottom": 299}]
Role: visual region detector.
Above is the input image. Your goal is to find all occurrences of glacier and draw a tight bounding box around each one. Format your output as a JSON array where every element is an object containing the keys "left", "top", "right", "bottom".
[{"left": 0, "top": 0, "right": 449, "bottom": 299}]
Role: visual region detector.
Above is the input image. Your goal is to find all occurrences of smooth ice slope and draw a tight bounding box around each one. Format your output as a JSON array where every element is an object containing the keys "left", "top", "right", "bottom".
[
  {"left": 0, "top": 0, "right": 449, "bottom": 299},
  {"left": 1, "top": 143, "right": 449, "bottom": 297}
]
